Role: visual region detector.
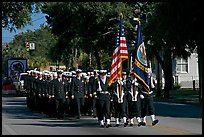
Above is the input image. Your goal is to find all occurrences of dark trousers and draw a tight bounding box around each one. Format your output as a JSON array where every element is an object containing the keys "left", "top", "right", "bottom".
[
  {"left": 113, "top": 99, "right": 127, "bottom": 118},
  {"left": 127, "top": 95, "right": 141, "bottom": 119},
  {"left": 92, "top": 97, "right": 97, "bottom": 116},
  {"left": 50, "top": 98, "right": 56, "bottom": 117},
  {"left": 83, "top": 97, "right": 92, "bottom": 115},
  {"left": 55, "top": 98, "right": 65, "bottom": 118},
  {"left": 75, "top": 97, "right": 85, "bottom": 117},
  {"left": 97, "top": 99, "right": 111, "bottom": 121},
  {"left": 141, "top": 94, "right": 155, "bottom": 117},
  {"left": 64, "top": 98, "right": 70, "bottom": 115}
]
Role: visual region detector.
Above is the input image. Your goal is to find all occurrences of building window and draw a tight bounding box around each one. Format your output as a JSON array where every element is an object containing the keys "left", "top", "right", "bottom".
[{"left": 176, "top": 58, "right": 188, "bottom": 73}]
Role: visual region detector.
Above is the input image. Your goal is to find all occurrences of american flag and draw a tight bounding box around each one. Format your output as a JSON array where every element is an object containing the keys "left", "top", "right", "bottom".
[{"left": 108, "top": 14, "right": 128, "bottom": 86}]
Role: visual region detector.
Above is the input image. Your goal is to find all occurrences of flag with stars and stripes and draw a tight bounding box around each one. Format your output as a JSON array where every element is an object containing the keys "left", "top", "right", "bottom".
[{"left": 108, "top": 14, "right": 128, "bottom": 86}]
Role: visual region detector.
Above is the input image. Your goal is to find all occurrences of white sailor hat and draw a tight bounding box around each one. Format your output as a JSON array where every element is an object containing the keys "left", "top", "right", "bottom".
[
  {"left": 99, "top": 70, "right": 107, "bottom": 73},
  {"left": 44, "top": 70, "right": 49, "bottom": 73},
  {"left": 90, "top": 72, "right": 94, "bottom": 75},
  {"left": 39, "top": 72, "right": 43, "bottom": 75},
  {"left": 130, "top": 72, "right": 136, "bottom": 76},
  {"left": 67, "top": 72, "right": 72, "bottom": 77},
  {"left": 76, "top": 69, "right": 82, "bottom": 73},
  {"left": 45, "top": 73, "right": 49, "bottom": 76},
  {"left": 87, "top": 72, "right": 91, "bottom": 75},
  {"left": 62, "top": 72, "right": 67, "bottom": 75},
  {"left": 81, "top": 73, "right": 87, "bottom": 77},
  {"left": 49, "top": 73, "right": 53, "bottom": 77},
  {"left": 85, "top": 76, "right": 89, "bottom": 80},
  {"left": 53, "top": 72, "right": 58, "bottom": 77},
  {"left": 93, "top": 69, "right": 99, "bottom": 73},
  {"left": 122, "top": 72, "right": 127, "bottom": 75},
  {"left": 57, "top": 69, "right": 63, "bottom": 74},
  {"left": 27, "top": 70, "right": 31, "bottom": 74},
  {"left": 71, "top": 71, "right": 76, "bottom": 75}
]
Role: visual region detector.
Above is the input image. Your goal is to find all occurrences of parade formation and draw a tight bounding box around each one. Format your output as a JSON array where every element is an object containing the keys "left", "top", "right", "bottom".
[{"left": 24, "top": 68, "right": 159, "bottom": 128}]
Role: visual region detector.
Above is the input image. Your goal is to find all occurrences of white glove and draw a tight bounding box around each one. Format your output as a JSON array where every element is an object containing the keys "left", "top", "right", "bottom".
[
  {"left": 140, "top": 94, "right": 144, "bottom": 99},
  {"left": 97, "top": 88, "right": 102, "bottom": 92},
  {"left": 134, "top": 82, "right": 138, "bottom": 86},
  {"left": 118, "top": 80, "right": 123, "bottom": 85}
]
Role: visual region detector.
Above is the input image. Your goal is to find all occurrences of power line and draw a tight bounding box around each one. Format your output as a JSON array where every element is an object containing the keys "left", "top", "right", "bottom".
[{"left": 32, "top": 16, "right": 46, "bottom": 22}]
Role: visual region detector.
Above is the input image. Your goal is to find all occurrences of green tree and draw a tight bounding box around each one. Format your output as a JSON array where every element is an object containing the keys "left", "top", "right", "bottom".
[
  {"left": 6, "top": 26, "right": 57, "bottom": 70},
  {"left": 2, "top": 2, "right": 45, "bottom": 32},
  {"left": 143, "top": 2, "right": 202, "bottom": 99},
  {"left": 43, "top": 2, "right": 135, "bottom": 70}
]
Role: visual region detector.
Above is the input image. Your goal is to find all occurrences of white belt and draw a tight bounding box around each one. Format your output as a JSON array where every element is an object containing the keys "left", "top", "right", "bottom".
[
  {"left": 100, "top": 91, "right": 109, "bottom": 94},
  {"left": 141, "top": 91, "right": 153, "bottom": 95}
]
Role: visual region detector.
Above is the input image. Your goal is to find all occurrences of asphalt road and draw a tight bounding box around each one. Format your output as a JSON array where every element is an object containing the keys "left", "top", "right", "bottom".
[{"left": 2, "top": 96, "right": 202, "bottom": 135}]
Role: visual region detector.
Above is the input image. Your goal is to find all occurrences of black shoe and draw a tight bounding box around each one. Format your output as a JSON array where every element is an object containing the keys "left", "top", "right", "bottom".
[
  {"left": 130, "top": 123, "right": 133, "bottom": 127},
  {"left": 124, "top": 122, "right": 128, "bottom": 127},
  {"left": 138, "top": 122, "right": 142, "bottom": 127},
  {"left": 152, "top": 119, "right": 159, "bottom": 126},
  {"left": 115, "top": 124, "right": 119, "bottom": 127},
  {"left": 100, "top": 124, "right": 105, "bottom": 128},
  {"left": 106, "top": 124, "right": 112, "bottom": 128},
  {"left": 141, "top": 121, "right": 146, "bottom": 126},
  {"left": 93, "top": 115, "right": 96, "bottom": 118},
  {"left": 77, "top": 116, "right": 80, "bottom": 119}
]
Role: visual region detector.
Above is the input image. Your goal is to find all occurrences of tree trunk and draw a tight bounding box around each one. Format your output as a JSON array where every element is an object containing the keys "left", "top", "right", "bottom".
[
  {"left": 93, "top": 51, "right": 101, "bottom": 70},
  {"left": 156, "top": 59, "right": 162, "bottom": 97},
  {"left": 163, "top": 46, "right": 173, "bottom": 99},
  {"left": 197, "top": 43, "right": 202, "bottom": 102},
  {"left": 153, "top": 48, "right": 164, "bottom": 97}
]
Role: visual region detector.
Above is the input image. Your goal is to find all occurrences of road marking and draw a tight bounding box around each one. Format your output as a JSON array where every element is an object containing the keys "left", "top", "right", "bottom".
[
  {"left": 3, "top": 125, "right": 17, "bottom": 135},
  {"left": 148, "top": 125, "right": 193, "bottom": 135}
]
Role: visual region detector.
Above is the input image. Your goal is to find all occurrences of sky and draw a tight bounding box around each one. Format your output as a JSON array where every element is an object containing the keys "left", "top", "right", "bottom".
[{"left": 2, "top": 13, "right": 48, "bottom": 44}]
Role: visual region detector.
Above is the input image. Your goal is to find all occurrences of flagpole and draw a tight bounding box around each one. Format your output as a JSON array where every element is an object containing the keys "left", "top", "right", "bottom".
[{"left": 119, "top": 13, "right": 123, "bottom": 103}]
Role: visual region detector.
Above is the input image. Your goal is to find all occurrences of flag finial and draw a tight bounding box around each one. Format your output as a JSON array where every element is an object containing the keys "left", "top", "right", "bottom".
[{"left": 119, "top": 13, "right": 123, "bottom": 18}]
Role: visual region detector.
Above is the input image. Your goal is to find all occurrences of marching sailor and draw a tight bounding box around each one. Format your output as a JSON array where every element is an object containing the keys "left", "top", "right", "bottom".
[
  {"left": 111, "top": 72, "right": 128, "bottom": 127},
  {"left": 94, "top": 70, "right": 112, "bottom": 128},
  {"left": 140, "top": 68, "right": 159, "bottom": 126},
  {"left": 126, "top": 72, "right": 142, "bottom": 127}
]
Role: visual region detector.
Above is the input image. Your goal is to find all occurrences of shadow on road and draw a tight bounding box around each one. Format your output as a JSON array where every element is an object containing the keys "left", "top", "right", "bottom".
[
  {"left": 153, "top": 102, "right": 202, "bottom": 118},
  {"left": 2, "top": 97, "right": 202, "bottom": 122},
  {"left": 2, "top": 97, "right": 44, "bottom": 120},
  {"left": 11, "top": 120, "right": 99, "bottom": 128}
]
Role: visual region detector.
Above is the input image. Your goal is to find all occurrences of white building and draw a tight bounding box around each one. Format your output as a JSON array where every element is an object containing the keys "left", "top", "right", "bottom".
[
  {"left": 173, "top": 53, "right": 199, "bottom": 89},
  {"left": 151, "top": 52, "right": 199, "bottom": 89}
]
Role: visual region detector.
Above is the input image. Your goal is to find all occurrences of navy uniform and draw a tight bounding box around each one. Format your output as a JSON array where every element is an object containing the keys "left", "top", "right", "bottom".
[
  {"left": 42, "top": 72, "right": 50, "bottom": 115},
  {"left": 31, "top": 71, "right": 38, "bottom": 111},
  {"left": 46, "top": 73, "right": 54, "bottom": 117},
  {"left": 111, "top": 72, "right": 128, "bottom": 127},
  {"left": 140, "top": 69, "right": 159, "bottom": 126},
  {"left": 88, "top": 71, "right": 98, "bottom": 118},
  {"left": 53, "top": 70, "right": 67, "bottom": 119},
  {"left": 36, "top": 72, "right": 43, "bottom": 113},
  {"left": 64, "top": 72, "right": 72, "bottom": 116},
  {"left": 49, "top": 72, "right": 58, "bottom": 117},
  {"left": 94, "top": 70, "right": 112, "bottom": 128},
  {"left": 25, "top": 71, "right": 31, "bottom": 109},
  {"left": 71, "top": 69, "right": 86, "bottom": 119},
  {"left": 83, "top": 75, "right": 92, "bottom": 116},
  {"left": 126, "top": 72, "right": 142, "bottom": 127}
]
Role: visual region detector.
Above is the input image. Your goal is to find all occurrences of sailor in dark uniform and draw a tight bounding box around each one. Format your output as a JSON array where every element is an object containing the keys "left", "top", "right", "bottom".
[
  {"left": 126, "top": 72, "right": 142, "bottom": 127},
  {"left": 140, "top": 68, "right": 159, "bottom": 126},
  {"left": 111, "top": 72, "right": 128, "bottom": 127},
  {"left": 53, "top": 70, "right": 66, "bottom": 119},
  {"left": 71, "top": 69, "right": 86, "bottom": 119},
  {"left": 89, "top": 70, "right": 98, "bottom": 118},
  {"left": 94, "top": 70, "right": 112, "bottom": 128}
]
